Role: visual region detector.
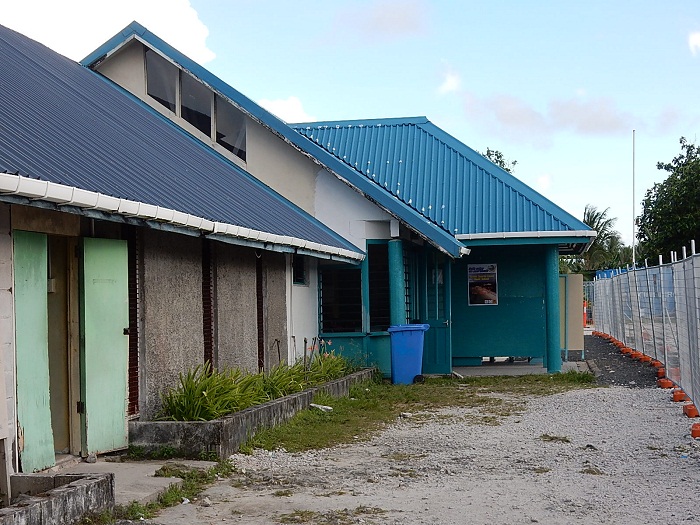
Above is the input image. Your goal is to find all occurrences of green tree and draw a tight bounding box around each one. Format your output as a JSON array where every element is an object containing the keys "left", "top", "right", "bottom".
[
  {"left": 636, "top": 137, "right": 700, "bottom": 260},
  {"left": 482, "top": 148, "right": 517, "bottom": 173},
  {"left": 560, "top": 205, "right": 631, "bottom": 278}
]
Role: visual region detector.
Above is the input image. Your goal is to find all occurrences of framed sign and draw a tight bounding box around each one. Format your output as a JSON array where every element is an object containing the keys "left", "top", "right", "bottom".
[{"left": 468, "top": 264, "right": 498, "bottom": 305}]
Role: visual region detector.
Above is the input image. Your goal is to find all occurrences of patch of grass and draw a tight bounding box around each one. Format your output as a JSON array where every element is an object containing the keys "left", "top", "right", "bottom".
[
  {"left": 539, "top": 433, "right": 571, "bottom": 443},
  {"left": 274, "top": 489, "right": 294, "bottom": 497},
  {"left": 241, "top": 373, "right": 597, "bottom": 453},
  {"left": 280, "top": 509, "right": 316, "bottom": 523},
  {"left": 279, "top": 506, "right": 387, "bottom": 525},
  {"left": 580, "top": 466, "right": 604, "bottom": 475},
  {"left": 533, "top": 466, "right": 551, "bottom": 474}
]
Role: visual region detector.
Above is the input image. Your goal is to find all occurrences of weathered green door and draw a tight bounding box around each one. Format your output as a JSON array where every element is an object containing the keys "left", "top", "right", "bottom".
[
  {"left": 13, "top": 231, "right": 55, "bottom": 472},
  {"left": 80, "top": 238, "right": 129, "bottom": 455},
  {"left": 422, "top": 252, "right": 452, "bottom": 374}
]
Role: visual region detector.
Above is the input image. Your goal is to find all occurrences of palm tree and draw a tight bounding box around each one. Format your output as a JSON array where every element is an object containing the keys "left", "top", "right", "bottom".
[{"left": 561, "top": 205, "right": 630, "bottom": 277}]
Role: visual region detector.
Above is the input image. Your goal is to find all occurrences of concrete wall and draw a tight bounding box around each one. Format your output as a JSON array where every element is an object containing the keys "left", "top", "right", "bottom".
[
  {"left": 262, "top": 251, "right": 287, "bottom": 368},
  {"left": 288, "top": 256, "right": 319, "bottom": 363},
  {"left": 141, "top": 230, "right": 204, "bottom": 419},
  {"left": 215, "top": 243, "right": 258, "bottom": 372},
  {"left": 0, "top": 204, "right": 15, "bottom": 476},
  {"left": 245, "top": 120, "right": 319, "bottom": 214},
  {"left": 95, "top": 39, "right": 146, "bottom": 98},
  {"left": 315, "top": 169, "right": 392, "bottom": 247}
]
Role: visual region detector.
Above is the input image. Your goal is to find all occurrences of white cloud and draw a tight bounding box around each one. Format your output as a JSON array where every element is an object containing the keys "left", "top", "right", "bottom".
[
  {"left": 2, "top": 0, "right": 215, "bottom": 63},
  {"left": 438, "top": 71, "right": 461, "bottom": 95},
  {"left": 536, "top": 174, "right": 552, "bottom": 193},
  {"left": 689, "top": 32, "right": 700, "bottom": 56},
  {"left": 258, "top": 96, "right": 316, "bottom": 123},
  {"left": 462, "top": 91, "right": 636, "bottom": 147}
]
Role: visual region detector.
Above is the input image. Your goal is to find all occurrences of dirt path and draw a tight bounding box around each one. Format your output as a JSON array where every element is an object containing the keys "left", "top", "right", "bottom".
[{"left": 151, "top": 385, "right": 699, "bottom": 525}]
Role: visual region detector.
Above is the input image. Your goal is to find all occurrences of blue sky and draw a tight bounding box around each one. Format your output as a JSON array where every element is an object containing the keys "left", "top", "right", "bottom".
[{"left": 4, "top": 1, "right": 700, "bottom": 247}]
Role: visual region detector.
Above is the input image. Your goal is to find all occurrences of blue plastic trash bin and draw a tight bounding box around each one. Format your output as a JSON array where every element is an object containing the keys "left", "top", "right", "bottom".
[{"left": 388, "top": 324, "right": 430, "bottom": 384}]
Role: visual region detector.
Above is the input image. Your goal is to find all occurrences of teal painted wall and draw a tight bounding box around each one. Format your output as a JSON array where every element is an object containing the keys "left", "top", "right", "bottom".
[
  {"left": 321, "top": 334, "right": 391, "bottom": 376},
  {"left": 452, "top": 245, "right": 548, "bottom": 360}
]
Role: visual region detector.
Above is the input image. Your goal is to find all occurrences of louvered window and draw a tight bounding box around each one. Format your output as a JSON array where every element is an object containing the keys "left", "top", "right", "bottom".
[{"left": 319, "top": 266, "right": 362, "bottom": 333}]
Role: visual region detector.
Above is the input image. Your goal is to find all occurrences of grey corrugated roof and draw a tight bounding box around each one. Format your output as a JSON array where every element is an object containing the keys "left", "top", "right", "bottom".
[
  {"left": 292, "top": 117, "right": 592, "bottom": 238},
  {"left": 0, "top": 24, "right": 360, "bottom": 256}
]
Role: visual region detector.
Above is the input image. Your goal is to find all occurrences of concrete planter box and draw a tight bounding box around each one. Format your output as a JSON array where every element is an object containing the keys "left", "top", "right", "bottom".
[
  {"left": 129, "top": 368, "right": 375, "bottom": 459},
  {"left": 2, "top": 473, "right": 113, "bottom": 525}
]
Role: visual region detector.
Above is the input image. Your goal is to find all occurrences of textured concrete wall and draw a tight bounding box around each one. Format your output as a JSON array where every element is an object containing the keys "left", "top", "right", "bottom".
[
  {"left": 263, "top": 252, "right": 288, "bottom": 368},
  {"left": 141, "top": 230, "right": 204, "bottom": 419},
  {"left": 5, "top": 473, "right": 113, "bottom": 525},
  {"left": 215, "top": 244, "right": 258, "bottom": 372}
]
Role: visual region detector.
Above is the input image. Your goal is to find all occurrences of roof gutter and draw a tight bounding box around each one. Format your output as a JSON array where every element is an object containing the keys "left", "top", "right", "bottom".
[
  {"left": 0, "top": 172, "right": 364, "bottom": 263},
  {"left": 457, "top": 230, "right": 597, "bottom": 253},
  {"left": 456, "top": 230, "right": 596, "bottom": 241}
]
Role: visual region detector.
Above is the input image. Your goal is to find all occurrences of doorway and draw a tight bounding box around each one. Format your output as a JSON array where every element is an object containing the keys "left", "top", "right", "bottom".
[{"left": 46, "top": 236, "right": 81, "bottom": 458}]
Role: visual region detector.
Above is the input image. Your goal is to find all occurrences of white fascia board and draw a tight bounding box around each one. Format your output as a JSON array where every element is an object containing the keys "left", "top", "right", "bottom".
[
  {"left": 0, "top": 172, "right": 364, "bottom": 262},
  {"left": 456, "top": 230, "right": 597, "bottom": 241}
]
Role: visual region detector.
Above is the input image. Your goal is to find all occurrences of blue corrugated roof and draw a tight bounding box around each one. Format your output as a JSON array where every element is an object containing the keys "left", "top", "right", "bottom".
[
  {"left": 0, "top": 23, "right": 360, "bottom": 257},
  {"left": 290, "top": 117, "right": 592, "bottom": 240},
  {"left": 82, "top": 22, "right": 467, "bottom": 258}
]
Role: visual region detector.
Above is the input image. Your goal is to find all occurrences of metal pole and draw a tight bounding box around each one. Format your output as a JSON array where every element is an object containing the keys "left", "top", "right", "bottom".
[{"left": 632, "top": 129, "right": 636, "bottom": 267}]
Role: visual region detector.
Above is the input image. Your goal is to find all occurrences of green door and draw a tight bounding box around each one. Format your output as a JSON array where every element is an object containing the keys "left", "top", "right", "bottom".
[
  {"left": 422, "top": 252, "right": 452, "bottom": 374},
  {"left": 80, "top": 238, "right": 129, "bottom": 455},
  {"left": 13, "top": 231, "right": 55, "bottom": 472}
]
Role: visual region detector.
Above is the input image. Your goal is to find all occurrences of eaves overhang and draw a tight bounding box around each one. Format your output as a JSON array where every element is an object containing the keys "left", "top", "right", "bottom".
[
  {"left": 457, "top": 230, "right": 596, "bottom": 255},
  {"left": 0, "top": 172, "right": 365, "bottom": 264}
]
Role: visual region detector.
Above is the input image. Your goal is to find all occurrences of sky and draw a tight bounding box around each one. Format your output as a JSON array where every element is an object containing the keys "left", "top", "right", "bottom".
[{"left": 3, "top": 0, "right": 700, "bottom": 247}]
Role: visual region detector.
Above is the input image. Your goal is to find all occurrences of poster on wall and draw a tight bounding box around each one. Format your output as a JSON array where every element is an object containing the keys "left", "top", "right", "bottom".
[{"left": 468, "top": 264, "right": 498, "bottom": 305}]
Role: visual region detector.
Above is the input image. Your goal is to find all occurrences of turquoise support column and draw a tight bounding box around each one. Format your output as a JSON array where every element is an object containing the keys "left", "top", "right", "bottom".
[
  {"left": 545, "top": 245, "right": 562, "bottom": 373},
  {"left": 388, "top": 240, "right": 406, "bottom": 326}
]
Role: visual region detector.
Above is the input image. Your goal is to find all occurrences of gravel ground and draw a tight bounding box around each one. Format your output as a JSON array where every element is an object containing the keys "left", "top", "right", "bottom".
[{"left": 151, "top": 336, "right": 700, "bottom": 525}]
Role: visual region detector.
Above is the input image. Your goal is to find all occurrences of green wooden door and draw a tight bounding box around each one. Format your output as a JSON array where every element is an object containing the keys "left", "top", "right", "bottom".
[
  {"left": 422, "top": 252, "right": 452, "bottom": 374},
  {"left": 80, "top": 238, "right": 129, "bottom": 455},
  {"left": 13, "top": 231, "right": 55, "bottom": 472}
]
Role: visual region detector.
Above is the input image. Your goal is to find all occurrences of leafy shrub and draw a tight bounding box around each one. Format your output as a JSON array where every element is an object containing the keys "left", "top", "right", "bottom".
[{"left": 159, "top": 352, "right": 356, "bottom": 421}]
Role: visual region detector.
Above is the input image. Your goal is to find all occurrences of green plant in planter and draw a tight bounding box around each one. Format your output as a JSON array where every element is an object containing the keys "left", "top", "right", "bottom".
[{"left": 158, "top": 352, "right": 356, "bottom": 422}]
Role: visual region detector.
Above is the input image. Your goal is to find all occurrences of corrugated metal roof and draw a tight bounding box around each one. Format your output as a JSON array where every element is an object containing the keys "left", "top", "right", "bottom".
[
  {"left": 82, "top": 23, "right": 467, "bottom": 258},
  {"left": 0, "top": 24, "right": 360, "bottom": 257},
  {"left": 291, "top": 117, "right": 592, "bottom": 239}
]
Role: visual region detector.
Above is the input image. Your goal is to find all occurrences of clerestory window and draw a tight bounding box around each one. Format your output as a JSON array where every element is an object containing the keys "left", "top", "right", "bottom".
[{"left": 144, "top": 48, "right": 247, "bottom": 163}]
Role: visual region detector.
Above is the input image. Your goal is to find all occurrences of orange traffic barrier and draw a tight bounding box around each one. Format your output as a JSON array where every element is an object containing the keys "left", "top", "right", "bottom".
[
  {"left": 639, "top": 355, "right": 652, "bottom": 363},
  {"left": 691, "top": 423, "right": 700, "bottom": 439},
  {"left": 683, "top": 404, "right": 700, "bottom": 418},
  {"left": 657, "top": 368, "right": 666, "bottom": 378},
  {"left": 657, "top": 378, "right": 674, "bottom": 389},
  {"left": 673, "top": 390, "right": 690, "bottom": 402},
  {"left": 621, "top": 347, "right": 633, "bottom": 355},
  {"left": 651, "top": 360, "right": 663, "bottom": 368}
]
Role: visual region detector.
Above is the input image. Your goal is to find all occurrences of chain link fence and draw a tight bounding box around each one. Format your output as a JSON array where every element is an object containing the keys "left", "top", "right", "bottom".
[{"left": 592, "top": 252, "right": 700, "bottom": 407}]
